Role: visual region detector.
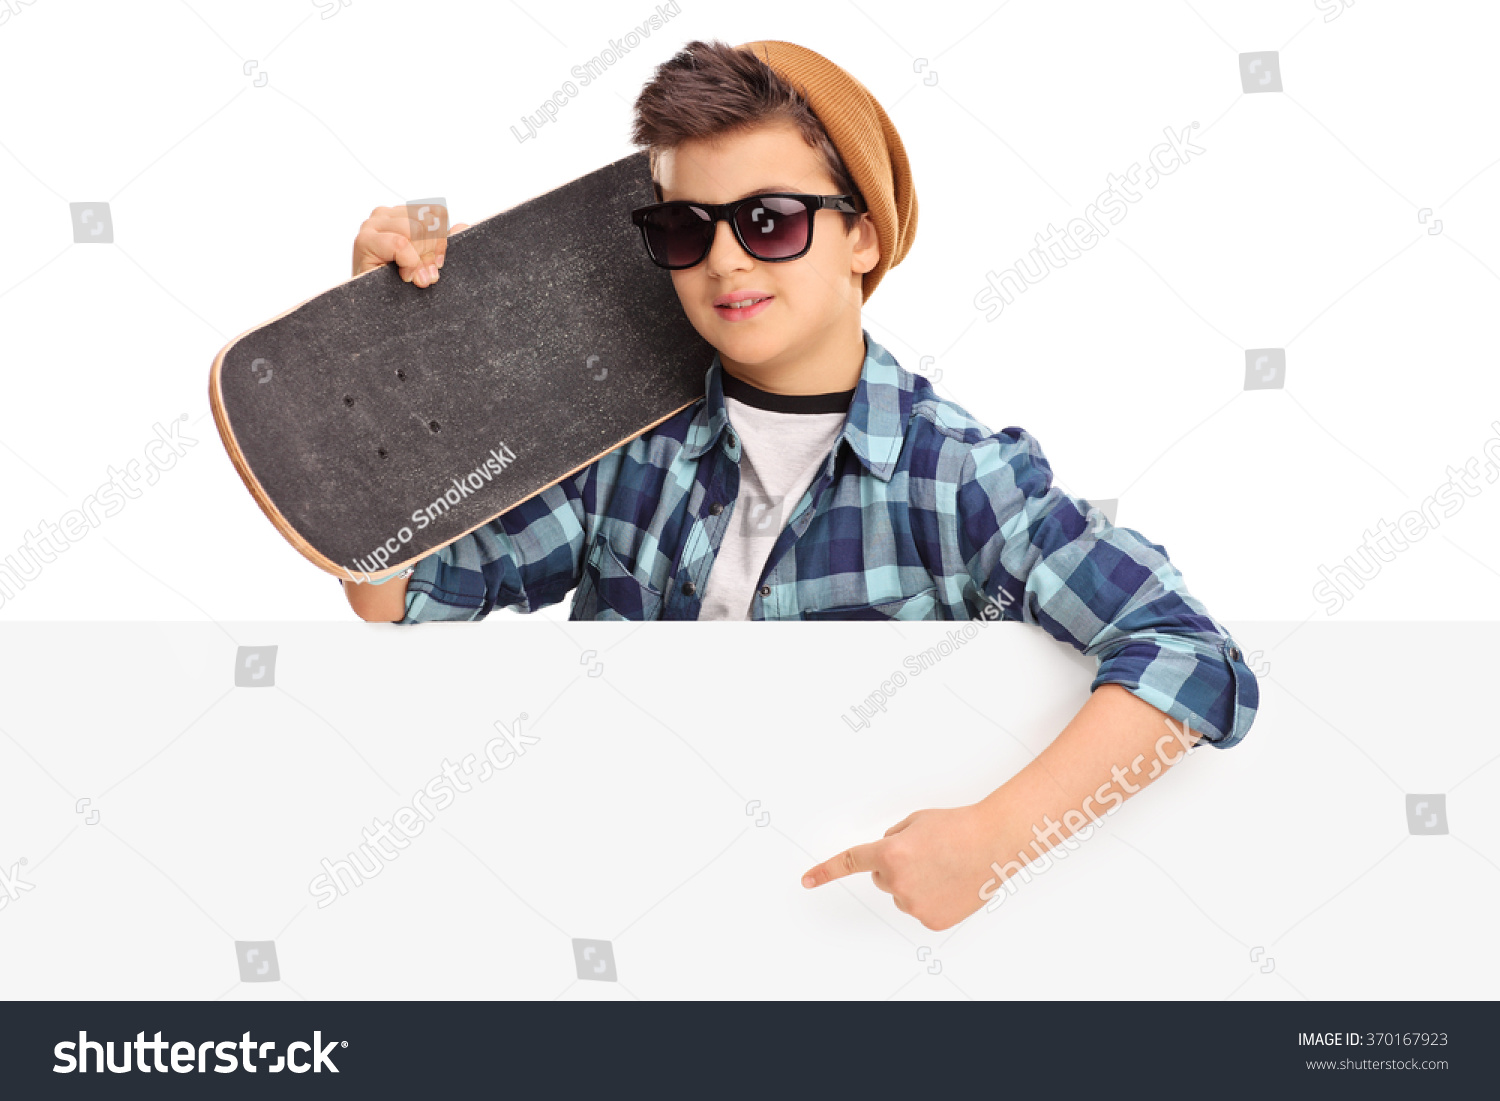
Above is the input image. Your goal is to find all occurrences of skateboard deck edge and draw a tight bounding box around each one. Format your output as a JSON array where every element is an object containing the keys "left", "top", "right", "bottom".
[
  {"left": 209, "top": 153, "right": 710, "bottom": 583},
  {"left": 210, "top": 345, "right": 704, "bottom": 581}
]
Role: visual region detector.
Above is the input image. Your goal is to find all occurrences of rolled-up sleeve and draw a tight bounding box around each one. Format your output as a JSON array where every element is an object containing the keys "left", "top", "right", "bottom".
[
  {"left": 955, "top": 426, "right": 1259, "bottom": 748},
  {"left": 397, "top": 452, "right": 614, "bottom": 624}
]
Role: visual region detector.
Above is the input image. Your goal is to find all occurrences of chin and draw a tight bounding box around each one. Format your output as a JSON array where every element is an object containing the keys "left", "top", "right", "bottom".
[
  {"left": 689, "top": 309, "right": 770, "bottom": 350},
  {"left": 707, "top": 326, "right": 787, "bottom": 367}
]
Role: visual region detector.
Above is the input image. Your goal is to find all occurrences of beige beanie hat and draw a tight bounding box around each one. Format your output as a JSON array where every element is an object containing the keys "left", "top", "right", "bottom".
[{"left": 736, "top": 40, "right": 918, "bottom": 302}]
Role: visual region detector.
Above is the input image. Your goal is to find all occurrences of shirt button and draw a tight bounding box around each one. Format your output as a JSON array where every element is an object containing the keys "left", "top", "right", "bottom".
[
  {"left": 682, "top": 581, "right": 696, "bottom": 596},
  {"left": 726, "top": 431, "right": 737, "bottom": 449},
  {"left": 710, "top": 503, "right": 723, "bottom": 515},
  {"left": 1228, "top": 646, "right": 1242, "bottom": 661},
  {"left": 759, "top": 585, "right": 770, "bottom": 596}
]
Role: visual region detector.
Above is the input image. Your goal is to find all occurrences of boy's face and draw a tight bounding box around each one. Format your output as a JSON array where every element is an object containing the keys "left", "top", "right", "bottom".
[{"left": 655, "top": 119, "right": 880, "bottom": 378}]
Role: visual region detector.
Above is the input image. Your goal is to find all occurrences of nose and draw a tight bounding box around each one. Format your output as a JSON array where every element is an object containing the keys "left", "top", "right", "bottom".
[{"left": 703, "top": 217, "right": 751, "bottom": 278}]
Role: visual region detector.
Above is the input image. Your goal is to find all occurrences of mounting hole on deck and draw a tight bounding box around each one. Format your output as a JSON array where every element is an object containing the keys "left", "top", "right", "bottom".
[
  {"left": 428, "top": 420, "right": 441, "bottom": 433},
  {"left": 377, "top": 447, "right": 388, "bottom": 459},
  {"left": 343, "top": 395, "right": 354, "bottom": 407},
  {"left": 396, "top": 369, "right": 407, "bottom": 381}
]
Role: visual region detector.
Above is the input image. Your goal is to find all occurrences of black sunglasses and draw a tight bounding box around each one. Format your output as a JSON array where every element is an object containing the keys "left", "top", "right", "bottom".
[{"left": 630, "top": 192, "right": 863, "bottom": 270}]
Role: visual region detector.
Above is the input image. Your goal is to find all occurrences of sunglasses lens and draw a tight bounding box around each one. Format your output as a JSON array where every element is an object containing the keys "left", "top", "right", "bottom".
[
  {"left": 643, "top": 204, "right": 713, "bottom": 268},
  {"left": 734, "top": 196, "right": 811, "bottom": 260}
]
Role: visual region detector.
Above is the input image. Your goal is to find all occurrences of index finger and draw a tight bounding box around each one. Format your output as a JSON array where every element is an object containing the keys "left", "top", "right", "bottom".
[
  {"left": 801, "top": 839, "right": 884, "bottom": 889},
  {"left": 403, "top": 198, "right": 450, "bottom": 267}
]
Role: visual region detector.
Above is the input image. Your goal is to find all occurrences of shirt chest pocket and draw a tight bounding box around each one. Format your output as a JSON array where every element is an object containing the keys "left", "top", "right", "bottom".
[
  {"left": 570, "top": 530, "right": 666, "bottom": 621},
  {"left": 800, "top": 585, "right": 941, "bottom": 621}
]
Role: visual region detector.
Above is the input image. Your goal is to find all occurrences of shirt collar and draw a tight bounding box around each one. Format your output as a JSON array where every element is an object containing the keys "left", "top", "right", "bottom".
[{"left": 681, "top": 329, "right": 913, "bottom": 482}]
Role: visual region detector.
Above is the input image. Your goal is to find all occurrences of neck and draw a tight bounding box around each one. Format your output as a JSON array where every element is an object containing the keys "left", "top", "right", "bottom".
[{"left": 720, "top": 319, "right": 866, "bottom": 395}]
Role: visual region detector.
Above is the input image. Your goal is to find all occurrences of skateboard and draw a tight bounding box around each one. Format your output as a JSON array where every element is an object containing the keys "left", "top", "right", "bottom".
[{"left": 209, "top": 150, "right": 714, "bottom": 582}]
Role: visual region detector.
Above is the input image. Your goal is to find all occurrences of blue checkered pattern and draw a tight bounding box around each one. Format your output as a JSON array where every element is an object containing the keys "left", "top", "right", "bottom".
[{"left": 399, "top": 330, "right": 1259, "bottom": 748}]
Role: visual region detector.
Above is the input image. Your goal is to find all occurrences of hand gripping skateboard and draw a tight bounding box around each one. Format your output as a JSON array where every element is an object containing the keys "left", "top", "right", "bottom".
[{"left": 209, "top": 150, "right": 713, "bottom": 582}]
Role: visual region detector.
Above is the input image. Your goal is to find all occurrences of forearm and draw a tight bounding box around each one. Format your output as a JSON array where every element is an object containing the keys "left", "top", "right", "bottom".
[
  {"left": 343, "top": 575, "right": 410, "bottom": 621},
  {"left": 975, "top": 683, "right": 1204, "bottom": 894}
]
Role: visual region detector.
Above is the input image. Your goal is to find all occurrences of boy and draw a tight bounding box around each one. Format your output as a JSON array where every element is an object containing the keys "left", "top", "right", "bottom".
[{"left": 344, "top": 39, "right": 1259, "bottom": 929}]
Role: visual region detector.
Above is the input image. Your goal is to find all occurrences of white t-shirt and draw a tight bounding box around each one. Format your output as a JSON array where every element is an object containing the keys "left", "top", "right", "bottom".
[{"left": 697, "top": 374, "right": 855, "bottom": 620}]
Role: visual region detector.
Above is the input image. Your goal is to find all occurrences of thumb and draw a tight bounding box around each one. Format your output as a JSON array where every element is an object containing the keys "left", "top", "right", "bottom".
[
  {"left": 883, "top": 812, "right": 917, "bottom": 837},
  {"left": 801, "top": 839, "right": 883, "bottom": 889}
]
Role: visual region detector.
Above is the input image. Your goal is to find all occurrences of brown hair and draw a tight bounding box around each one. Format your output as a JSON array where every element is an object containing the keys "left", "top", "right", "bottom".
[{"left": 630, "top": 38, "right": 864, "bottom": 233}]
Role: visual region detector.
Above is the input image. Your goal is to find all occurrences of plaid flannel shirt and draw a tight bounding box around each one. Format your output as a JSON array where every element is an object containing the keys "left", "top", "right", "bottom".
[{"left": 398, "top": 330, "right": 1259, "bottom": 748}]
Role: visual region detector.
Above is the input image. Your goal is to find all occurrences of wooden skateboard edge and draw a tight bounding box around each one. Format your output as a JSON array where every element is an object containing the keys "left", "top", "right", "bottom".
[
  {"left": 206, "top": 150, "right": 697, "bottom": 585},
  {"left": 207, "top": 241, "right": 444, "bottom": 580},
  {"left": 210, "top": 339, "right": 706, "bottom": 583}
]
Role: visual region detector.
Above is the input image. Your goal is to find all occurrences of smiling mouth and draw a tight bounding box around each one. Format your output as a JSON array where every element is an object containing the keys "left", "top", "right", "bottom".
[{"left": 718, "top": 296, "right": 771, "bottom": 309}]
